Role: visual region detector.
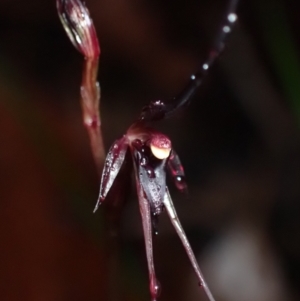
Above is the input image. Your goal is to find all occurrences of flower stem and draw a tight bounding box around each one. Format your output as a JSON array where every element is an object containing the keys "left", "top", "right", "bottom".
[{"left": 80, "top": 57, "right": 105, "bottom": 173}]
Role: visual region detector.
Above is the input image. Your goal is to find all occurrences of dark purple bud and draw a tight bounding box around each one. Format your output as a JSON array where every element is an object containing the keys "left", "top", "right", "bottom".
[{"left": 57, "top": 0, "right": 100, "bottom": 58}]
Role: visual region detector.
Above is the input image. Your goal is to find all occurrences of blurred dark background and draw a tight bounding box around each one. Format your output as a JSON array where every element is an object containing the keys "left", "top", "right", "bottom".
[{"left": 1, "top": 0, "right": 300, "bottom": 300}]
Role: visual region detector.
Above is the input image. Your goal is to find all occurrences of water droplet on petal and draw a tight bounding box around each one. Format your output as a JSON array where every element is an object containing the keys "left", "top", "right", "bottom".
[
  {"left": 223, "top": 25, "right": 231, "bottom": 33},
  {"left": 154, "top": 282, "right": 161, "bottom": 295},
  {"left": 146, "top": 167, "right": 155, "bottom": 178},
  {"left": 202, "top": 63, "right": 209, "bottom": 70},
  {"left": 228, "top": 13, "right": 237, "bottom": 23},
  {"left": 140, "top": 157, "right": 148, "bottom": 166},
  {"left": 152, "top": 213, "right": 159, "bottom": 235},
  {"left": 150, "top": 277, "right": 161, "bottom": 299}
]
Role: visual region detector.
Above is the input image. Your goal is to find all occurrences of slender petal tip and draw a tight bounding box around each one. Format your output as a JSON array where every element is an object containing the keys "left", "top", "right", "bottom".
[
  {"left": 93, "top": 200, "right": 101, "bottom": 213},
  {"left": 56, "top": 0, "right": 100, "bottom": 58}
]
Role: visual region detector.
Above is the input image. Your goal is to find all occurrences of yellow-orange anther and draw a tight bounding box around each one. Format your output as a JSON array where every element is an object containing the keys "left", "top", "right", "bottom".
[{"left": 150, "top": 134, "right": 171, "bottom": 160}]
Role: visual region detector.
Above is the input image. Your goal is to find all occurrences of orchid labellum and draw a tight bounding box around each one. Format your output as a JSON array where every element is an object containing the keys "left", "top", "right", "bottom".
[{"left": 57, "top": 0, "right": 238, "bottom": 300}]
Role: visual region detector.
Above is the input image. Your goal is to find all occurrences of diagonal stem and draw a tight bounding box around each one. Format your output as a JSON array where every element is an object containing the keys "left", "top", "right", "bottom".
[{"left": 163, "top": 188, "right": 215, "bottom": 301}]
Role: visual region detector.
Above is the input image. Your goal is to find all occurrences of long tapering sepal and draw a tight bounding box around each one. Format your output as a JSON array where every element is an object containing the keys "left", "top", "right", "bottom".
[{"left": 94, "top": 137, "right": 128, "bottom": 212}]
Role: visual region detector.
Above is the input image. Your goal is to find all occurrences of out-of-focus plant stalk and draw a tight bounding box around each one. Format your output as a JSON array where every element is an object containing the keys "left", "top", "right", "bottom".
[
  {"left": 57, "top": 0, "right": 104, "bottom": 173},
  {"left": 256, "top": 0, "right": 300, "bottom": 126}
]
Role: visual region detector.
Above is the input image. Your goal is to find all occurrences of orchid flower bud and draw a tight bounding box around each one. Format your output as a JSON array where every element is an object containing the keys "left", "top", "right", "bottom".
[{"left": 56, "top": 0, "right": 100, "bottom": 58}]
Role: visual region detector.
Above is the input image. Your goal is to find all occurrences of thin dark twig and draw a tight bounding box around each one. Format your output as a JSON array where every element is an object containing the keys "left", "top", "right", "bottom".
[
  {"left": 171, "top": 0, "right": 239, "bottom": 113},
  {"left": 140, "top": 0, "right": 239, "bottom": 122}
]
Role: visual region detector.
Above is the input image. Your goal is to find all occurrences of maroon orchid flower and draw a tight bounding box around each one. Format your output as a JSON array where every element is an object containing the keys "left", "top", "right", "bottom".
[
  {"left": 91, "top": 0, "right": 238, "bottom": 296},
  {"left": 93, "top": 119, "right": 215, "bottom": 301},
  {"left": 57, "top": 0, "right": 238, "bottom": 300}
]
